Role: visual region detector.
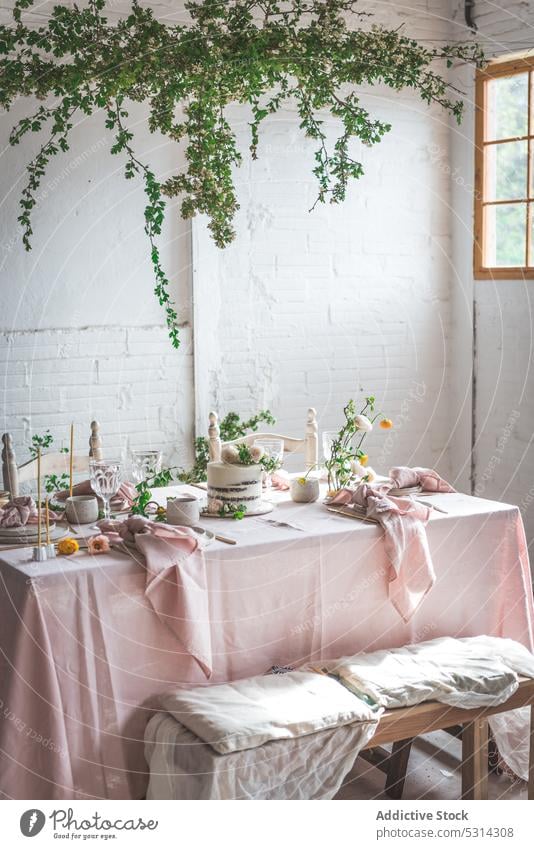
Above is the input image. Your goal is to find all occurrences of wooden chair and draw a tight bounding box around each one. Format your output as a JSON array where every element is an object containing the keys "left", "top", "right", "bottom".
[
  {"left": 360, "top": 677, "right": 534, "bottom": 799},
  {"left": 1, "top": 421, "right": 103, "bottom": 497},
  {"left": 208, "top": 408, "right": 318, "bottom": 470}
]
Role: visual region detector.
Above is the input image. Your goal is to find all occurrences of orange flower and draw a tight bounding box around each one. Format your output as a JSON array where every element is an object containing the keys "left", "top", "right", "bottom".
[
  {"left": 380, "top": 418, "right": 393, "bottom": 430},
  {"left": 359, "top": 453, "right": 369, "bottom": 466},
  {"left": 57, "top": 537, "right": 79, "bottom": 556}
]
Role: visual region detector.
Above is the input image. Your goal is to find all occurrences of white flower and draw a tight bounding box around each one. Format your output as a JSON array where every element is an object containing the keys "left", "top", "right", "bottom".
[
  {"left": 354, "top": 414, "right": 373, "bottom": 432},
  {"left": 364, "top": 467, "right": 377, "bottom": 483},
  {"left": 250, "top": 445, "right": 264, "bottom": 462},
  {"left": 351, "top": 459, "right": 366, "bottom": 477},
  {"left": 221, "top": 445, "right": 240, "bottom": 464},
  {"left": 207, "top": 497, "right": 224, "bottom": 513}
]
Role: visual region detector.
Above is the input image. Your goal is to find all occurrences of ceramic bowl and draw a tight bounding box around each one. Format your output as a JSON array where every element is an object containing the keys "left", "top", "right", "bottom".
[
  {"left": 290, "top": 477, "right": 320, "bottom": 503},
  {"left": 65, "top": 495, "right": 99, "bottom": 525}
]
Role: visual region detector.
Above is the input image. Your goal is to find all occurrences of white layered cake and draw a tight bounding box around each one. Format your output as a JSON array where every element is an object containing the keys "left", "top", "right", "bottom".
[{"left": 207, "top": 461, "right": 263, "bottom": 512}]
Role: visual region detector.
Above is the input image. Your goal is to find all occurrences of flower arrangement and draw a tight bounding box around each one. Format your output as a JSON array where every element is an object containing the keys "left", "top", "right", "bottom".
[
  {"left": 325, "top": 397, "right": 393, "bottom": 493},
  {"left": 206, "top": 499, "right": 248, "bottom": 521},
  {"left": 221, "top": 443, "right": 264, "bottom": 465}
]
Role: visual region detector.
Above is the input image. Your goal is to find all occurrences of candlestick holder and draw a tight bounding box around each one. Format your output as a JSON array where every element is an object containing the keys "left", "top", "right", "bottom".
[
  {"left": 45, "top": 543, "right": 56, "bottom": 559},
  {"left": 32, "top": 545, "right": 48, "bottom": 562}
]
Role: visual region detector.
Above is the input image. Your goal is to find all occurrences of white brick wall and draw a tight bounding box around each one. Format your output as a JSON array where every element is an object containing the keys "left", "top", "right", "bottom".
[
  {"left": 0, "top": 325, "right": 195, "bottom": 473},
  {"left": 0, "top": 3, "right": 194, "bottom": 474},
  {"left": 194, "top": 0, "right": 457, "bottom": 473}
]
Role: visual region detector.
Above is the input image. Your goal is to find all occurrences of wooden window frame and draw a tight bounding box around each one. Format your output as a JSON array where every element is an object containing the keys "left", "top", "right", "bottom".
[{"left": 474, "top": 55, "right": 534, "bottom": 279}]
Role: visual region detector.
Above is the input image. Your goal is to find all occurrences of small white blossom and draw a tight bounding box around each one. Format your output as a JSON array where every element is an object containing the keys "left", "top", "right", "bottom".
[
  {"left": 351, "top": 459, "right": 366, "bottom": 477},
  {"left": 354, "top": 414, "right": 373, "bottom": 432},
  {"left": 207, "top": 497, "right": 224, "bottom": 513},
  {"left": 221, "top": 445, "right": 240, "bottom": 464},
  {"left": 250, "top": 445, "right": 264, "bottom": 462}
]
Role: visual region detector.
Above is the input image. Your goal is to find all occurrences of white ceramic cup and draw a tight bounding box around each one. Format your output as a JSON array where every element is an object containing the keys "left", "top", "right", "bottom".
[
  {"left": 290, "top": 476, "right": 320, "bottom": 503},
  {"left": 166, "top": 496, "right": 200, "bottom": 527},
  {"left": 65, "top": 495, "right": 99, "bottom": 525}
]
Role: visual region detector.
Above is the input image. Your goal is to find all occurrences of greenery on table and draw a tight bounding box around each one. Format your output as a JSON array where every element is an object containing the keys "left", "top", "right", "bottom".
[
  {"left": 29, "top": 430, "right": 70, "bottom": 494},
  {"left": 130, "top": 467, "right": 176, "bottom": 517},
  {"left": 325, "top": 396, "right": 384, "bottom": 492},
  {"left": 1, "top": 0, "right": 482, "bottom": 347},
  {"left": 215, "top": 501, "right": 248, "bottom": 520},
  {"left": 178, "top": 409, "right": 275, "bottom": 484}
]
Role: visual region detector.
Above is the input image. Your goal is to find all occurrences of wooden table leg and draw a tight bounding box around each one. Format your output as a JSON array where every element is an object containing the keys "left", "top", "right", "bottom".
[
  {"left": 462, "top": 718, "right": 489, "bottom": 800},
  {"left": 385, "top": 738, "right": 414, "bottom": 800}
]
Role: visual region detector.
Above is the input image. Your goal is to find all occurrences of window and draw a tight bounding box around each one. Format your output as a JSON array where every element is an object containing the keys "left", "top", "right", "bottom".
[{"left": 474, "top": 56, "right": 534, "bottom": 278}]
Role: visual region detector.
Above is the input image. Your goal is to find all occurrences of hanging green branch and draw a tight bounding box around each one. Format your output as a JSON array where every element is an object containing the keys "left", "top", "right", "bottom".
[{"left": 0, "top": 0, "right": 483, "bottom": 347}]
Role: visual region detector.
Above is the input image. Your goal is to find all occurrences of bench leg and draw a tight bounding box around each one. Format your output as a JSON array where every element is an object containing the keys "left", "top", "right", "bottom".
[
  {"left": 385, "top": 738, "right": 414, "bottom": 800},
  {"left": 462, "top": 718, "right": 489, "bottom": 800}
]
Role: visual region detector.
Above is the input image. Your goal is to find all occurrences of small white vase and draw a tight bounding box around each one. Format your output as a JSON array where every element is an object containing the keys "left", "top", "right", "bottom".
[{"left": 290, "top": 477, "right": 320, "bottom": 503}]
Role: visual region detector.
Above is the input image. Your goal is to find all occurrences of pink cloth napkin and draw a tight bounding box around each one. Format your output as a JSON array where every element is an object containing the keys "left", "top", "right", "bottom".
[
  {"left": 271, "top": 471, "right": 291, "bottom": 491},
  {"left": 0, "top": 496, "right": 60, "bottom": 528},
  {"left": 57, "top": 480, "right": 137, "bottom": 510},
  {"left": 330, "top": 484, "right": 435, "bottom": 622},
  {"left": 98, "top": 516, "right": 212, "bottom": 677},
  {"left": 389, "top": 466, "right": 455, "bottom": 493}
]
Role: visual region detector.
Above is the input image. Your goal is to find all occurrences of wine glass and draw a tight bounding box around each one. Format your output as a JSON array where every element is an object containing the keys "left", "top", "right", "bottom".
[
  {"left": 89, "top": 459, "right": 122, "bottom": 520},
  {"left": 131, "top": 449, "right": 162, "bottom": 484},
  {"left": 254, "top": 438, "right": 284, "bottom": 489},
  {"left": 322, "top": 430, "right": 338, "bottom": 463}
]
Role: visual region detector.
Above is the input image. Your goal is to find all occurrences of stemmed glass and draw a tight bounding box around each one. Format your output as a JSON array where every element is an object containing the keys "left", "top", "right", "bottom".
[
  {"left": 89, "top": 459, "right": 122, "bottom": 520},
  {"left": 254, "top": 438, "right": 284, "bottom": 489},
  {"left": 322, "top": 430, "right": 338, "bottom": 463},
  {"left": 131, "top": 450, "right": 162, "bottom": 484}
]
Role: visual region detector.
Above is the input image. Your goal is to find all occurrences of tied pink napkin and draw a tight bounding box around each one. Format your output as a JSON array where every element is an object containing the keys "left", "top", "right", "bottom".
[
  {"left": 271, "top": 470, "right": 291, "bottom": 491},
  {"left": 331, "top": 484, "right": 435, "bottom": 622},
  {"left": 389, "top": 466, "right": 455, "bottom": 493},
  {"left": 99, "top": 516, "right": 212, "bottom": 677},
  {"left": 57, "top": 480, "right": 137, "bottom": 510},
  {"left": 0, "top": 496, "right": 60, "bottom": 528}
]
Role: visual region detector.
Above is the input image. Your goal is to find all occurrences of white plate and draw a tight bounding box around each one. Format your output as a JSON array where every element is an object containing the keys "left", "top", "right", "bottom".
[
  {"left": 388, "top": 485, "right": 422, "bottom": 497},
  {"left": 113, "top": 525, "right": 215, "bottom": 556},
  {"left": 201, "top": 501, "right": 274, "bottom": 518},
  {"left": 0, "top": 524, "right": 68, "bottom": 544}
]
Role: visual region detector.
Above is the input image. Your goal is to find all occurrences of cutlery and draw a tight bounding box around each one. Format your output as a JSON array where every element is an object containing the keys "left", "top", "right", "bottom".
[
  {"left": 258, "top": 518, "right": 306, "bottom": 532},
  {"left": 415, "top": 499, "right": 448, "bottom": 514},
  {"left": 213, "top": 533, "right": 237, "bottom": 545},
  {"left": 327, "top": 506, "right": 377, "bottom": 524}
]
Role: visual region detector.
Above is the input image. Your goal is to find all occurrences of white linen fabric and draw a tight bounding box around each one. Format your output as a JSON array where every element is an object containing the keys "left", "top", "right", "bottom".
[
  {"left": 148, "top": 636, "right": 534, "bottom": 799},
  {"left": 144, "top": 712, "right": 379, "bottom": 800},
  {"left": 304, "top": 635, "right": 534, "bottom": 710},
  {"left": 160, "top": 669, "right": 381, "bottom": 754}
]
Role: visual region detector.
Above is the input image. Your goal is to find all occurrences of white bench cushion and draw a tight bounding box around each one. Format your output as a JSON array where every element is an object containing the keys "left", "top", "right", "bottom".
[
  {"left": 305, "top": 636, "right": 534, "bottom": 710},
  {"left": 160, "top": 669, "right": 379, "bottom": 754}
]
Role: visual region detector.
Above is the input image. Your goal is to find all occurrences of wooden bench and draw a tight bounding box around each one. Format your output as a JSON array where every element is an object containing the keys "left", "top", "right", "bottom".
[{"left": 360, "top": 677, "right": 534, "bottom": 799}]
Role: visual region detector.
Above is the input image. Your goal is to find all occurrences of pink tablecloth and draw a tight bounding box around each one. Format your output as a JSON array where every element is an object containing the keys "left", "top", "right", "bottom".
[{"left": 0, "top": 487, "right": 533, "bottom": 800}]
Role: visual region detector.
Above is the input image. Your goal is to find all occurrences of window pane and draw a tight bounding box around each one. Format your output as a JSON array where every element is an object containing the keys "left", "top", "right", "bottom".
[
  {"left": 485, "top": 140, "right": 528, "bottom": 200},
  {"left": 486, "top": 72, "right": 529, "bottom": 141},
  {"left": 484, "top": 203, "right": 526, "bottom": 266}
]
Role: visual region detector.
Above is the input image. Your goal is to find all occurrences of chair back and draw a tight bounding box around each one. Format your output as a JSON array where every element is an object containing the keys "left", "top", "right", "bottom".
[
  {"left": 208, "top": 409, "right": 318, "bottom": 470},
  {"left": 1, "top": 421, "right": 103, "bottom": 497}
]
